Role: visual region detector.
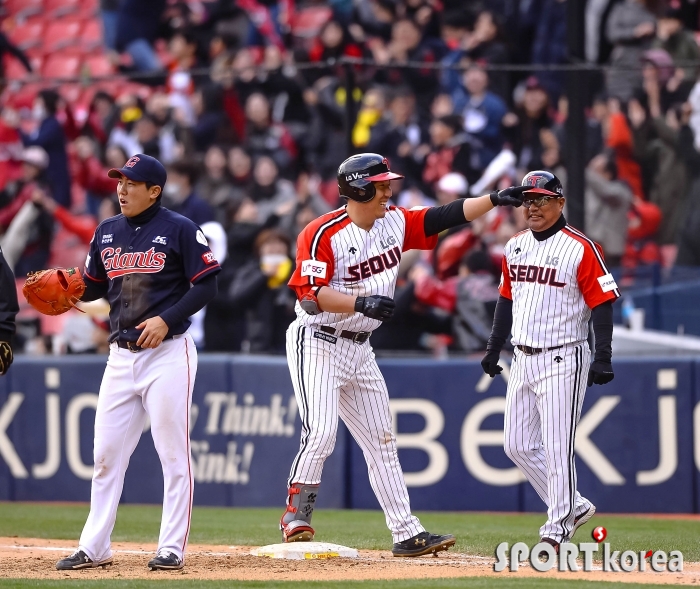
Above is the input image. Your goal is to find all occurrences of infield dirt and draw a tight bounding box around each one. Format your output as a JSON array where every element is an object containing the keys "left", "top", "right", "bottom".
[{"left": 0, "top": 537, "right": 696, "bottom": 584}]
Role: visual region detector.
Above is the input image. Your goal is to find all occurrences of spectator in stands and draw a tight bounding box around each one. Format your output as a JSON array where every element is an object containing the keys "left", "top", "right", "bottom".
[
  {"left": 8, "top": 90, "right": 72, "bottom": 209},
  {"left": 301, "top": 19, "right": 364, "bottom": 86},
  {"left": 197, "top": 145, "right": 235, "bottom": 227},
  {"left": 276, "top": 171, "right": 332, "bottom": 243},
  {"left": 353, "top": 88, "right": 386, "bottom": 148},
  {"left": 368, "top": 86, "right": 428, "bottom": 183},
  {"left": 190, "top": 84, "right": 230, "bottom": 152},
  {"left": 228, "top": 229, "right": 296, "bottom": 353},
  {"left": 675, "top": 101, "right": 700, "bottom": 266},
  {"left": 228, "top": 146, "right": 253, "bottom": 195},
  {"left": 507, "top": 76, "right": 555, "bottom": 174},
  {"left": 531, "top": 0, "right": 568, "bottom": 99},
  {"left": 452, "top": 63, "right": 507, "bottom": 170},
  {"left": 352, "top": 0, "right": 396, "bottom": 43},
  {"left": 0, "top": 31, "right": 32, "bottom": 81},
  {"left": 82, "top": 91, "right": 120, "bottom": 146},
  {"left": 72, "top": 137, "right": 124, "bottom": 216},
  {"left": 463, "top": 11, "right": 510, "bottom": 100},
  {"left": 163, "top": 160, "right": 215, "bottom": 226},
  {"left": 584, "top": 153, "right": 634, "bottom": 268},
  {"left": 248, "top": 156, "right": 296, "bottom": 224},
  {"left": 243, "top": 93, "right": 297, "bottom": 176},
  {"left": 115, "top": 0, "right": 167, "bottom": 73},
  {"left": 0, "top": 147, "right": 53, "bottom": 274},
  {"left": 100, "top": 0, "right": 121, "bottom": 51},
  {"left": 605, "top": 0, "right": 656, "bottom": 101},
  {"left": 653, "top": 3, "right": 700, "bottom": 101},
  {"left": 422, "top": 114, "right": 481, "bottom": 190},
  {"left": 607, "top": 97, "right": 645, "bottom": 198}
]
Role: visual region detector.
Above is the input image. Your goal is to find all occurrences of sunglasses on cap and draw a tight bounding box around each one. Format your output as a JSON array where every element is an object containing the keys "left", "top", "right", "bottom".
[{"left": 522, "top": 196, "right": 561, "bottom": 208}]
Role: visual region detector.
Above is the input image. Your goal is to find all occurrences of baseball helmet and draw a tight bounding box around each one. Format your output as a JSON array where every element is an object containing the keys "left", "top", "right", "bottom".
[
  {"left": 521, "top": 170, "right": 563, "bottom": 197},
  {"left": 337, "top": 153, "right": 404, "bottom": 203}
]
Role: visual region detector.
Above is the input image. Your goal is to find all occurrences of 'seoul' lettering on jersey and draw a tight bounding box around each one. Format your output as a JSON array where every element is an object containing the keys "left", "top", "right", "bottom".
[
  {"left": 344, "top": 246, "right": 401, "bottom": 282},
  {"left": 508, "top": 264, "right": 566, "bottom": 287},
  {"left": 301, "top": 259, "right": 327, "bottom": 279},
  {"left": 101, "top": 246, "right": 167, "bottom": 278}
]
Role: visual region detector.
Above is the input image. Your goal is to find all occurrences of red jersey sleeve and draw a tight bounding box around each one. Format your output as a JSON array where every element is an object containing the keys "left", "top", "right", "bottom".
[
  {"left": 400, "top": 207, "right": 439, "bottom": 251},
  {"left": 288, "top": 222, "right": 336, "bottom": 299},
  {"left": 577, "top": 241, "right": 620, "bottom": 308},
  {"left": 498, "top": 254, "right": 512, "bottom": 300}
]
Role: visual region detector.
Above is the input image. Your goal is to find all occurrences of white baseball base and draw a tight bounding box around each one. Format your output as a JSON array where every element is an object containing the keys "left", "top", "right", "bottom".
[{"left": 250, "top": 542, "right": 359, "bottom": 560}]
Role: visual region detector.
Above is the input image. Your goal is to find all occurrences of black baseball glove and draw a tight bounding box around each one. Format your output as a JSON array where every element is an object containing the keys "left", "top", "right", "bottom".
[
  {"left": 588, "top": 360, "right": 614, "bottom": 386},
  {"left": 481, "top": 350, "right": 503, "bottom": 378},
  {"left": 490, "top": 186, "right": 528, "bottom": 207},
  {"left": 355, "top": 295, "right": 395, "bottom": 321},
  {"left": 0, "top": 341, "right": 13, "bottom": 376}
]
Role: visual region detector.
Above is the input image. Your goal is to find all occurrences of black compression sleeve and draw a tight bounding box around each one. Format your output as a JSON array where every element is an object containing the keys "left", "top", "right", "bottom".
[
  {"left": 486, "top": 295, "right": 513, "bottom": 353},
  {"left": 160, "top": 273, "right": 218, "bottom": 328},
  {"left": 82, "top": 275, "right": 109, "bottom": 302},
  {"left": 423, "top": 199, "right": 467, "bottom": 236},
  {"left": 591, "top": 300, "right": 614, "bottom": 362}
]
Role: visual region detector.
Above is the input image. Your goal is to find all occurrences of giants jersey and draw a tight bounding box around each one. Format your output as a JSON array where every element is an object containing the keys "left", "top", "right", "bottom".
[
  {"left": 499, "top": 225, "right": 620, "bottom": 348},
  {"left": 84, "top": 207, "right": 221, "bottom": 343},
  {"left": 288, "top": 205, "right": 438, "bottom": 332}
]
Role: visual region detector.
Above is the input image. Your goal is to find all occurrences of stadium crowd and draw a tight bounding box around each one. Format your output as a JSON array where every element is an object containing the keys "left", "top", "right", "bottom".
[{"left": 1, "top": 0, "right": 700, "bottom": 355}]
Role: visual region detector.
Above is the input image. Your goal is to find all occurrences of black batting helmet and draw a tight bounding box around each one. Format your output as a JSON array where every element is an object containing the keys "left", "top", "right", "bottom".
[
  {"left": 337, "top": 153, "right": 404, "bottom": 203},
  {"left": 521, "top": 170, "right": 563, "bottom": 197}
]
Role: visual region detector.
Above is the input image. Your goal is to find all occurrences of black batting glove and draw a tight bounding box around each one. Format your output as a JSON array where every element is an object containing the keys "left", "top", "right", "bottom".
[
  {"left": 588, "top": 360, "right": 614, "bottom": 387},
  {"left": 355, "top": 295, "right": 395, "bottom": 321},
  {"left": 0, "top": 341, "right": 13, "bottom": 376},
  {"left": 481, "top": 350, "right": 503, "bottom": 378},
  {"left": 490, "top": 185, "right": 528, "bottom": 207}
]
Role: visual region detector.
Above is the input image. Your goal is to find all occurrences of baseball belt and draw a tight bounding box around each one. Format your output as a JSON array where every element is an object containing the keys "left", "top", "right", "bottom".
[
  {"left": 319, "top": 325, "right": 370, "bottom": 344},
  {"left": 516, "top": 344, "right": 563, "bottom": 356},
  {"left": 114, "top": 334, "right": 176, "bottom": 353}
]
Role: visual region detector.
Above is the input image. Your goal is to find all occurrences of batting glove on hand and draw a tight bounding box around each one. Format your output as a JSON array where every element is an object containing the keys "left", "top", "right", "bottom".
[
  {"left": 355, "top": 295, "right": 395, "bottom": 321},
  {"left": 490, "top": 186, "right": 528, "bottom": 208},
  {"left": 481, "top": 350, "right": 502, "bottom": 378},
  {"left": 588, "top": 360, "right": 614, "bottom": 387},
  {"left": 0, "top": 341, "right": 13, "bottom": 376}
]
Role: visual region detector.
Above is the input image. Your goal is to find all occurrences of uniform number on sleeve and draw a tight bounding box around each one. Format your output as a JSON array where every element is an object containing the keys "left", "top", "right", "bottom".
[{"left": 301, "top": 260, "right": 327, "bottom": 279}]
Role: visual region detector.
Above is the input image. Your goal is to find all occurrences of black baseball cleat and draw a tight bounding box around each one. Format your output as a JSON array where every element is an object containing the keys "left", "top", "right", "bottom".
[
  {"left": 148, "top": 550, "right": 183, "bottom": 570},
  {"left": 569, "top": 504, "right": 596, "bottom": 540},
  {"left": 538, "top": 537, "right": 560, "bottom": 558},
  {"left": 56, "top": 550, "right": 113, "bottom": 570},
  {"left": 392, "top": 532, "right": 456, "bottom": 557}
]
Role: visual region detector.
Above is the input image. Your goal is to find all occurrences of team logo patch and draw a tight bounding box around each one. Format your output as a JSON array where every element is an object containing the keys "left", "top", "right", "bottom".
[
  {"left": 152, "top": 235, "right": 167, "bottom": 245},
  {"left": 345, "top": 172, "right": 370, "bottom": 181},
  {"left": 202, "top": 251, "right": 217, "bottom": 264},
  {"left": 349, "top": 246, "right": 357, "bottom": 255},
  {"left": 301, "top": 260, "right": 327, "bottom": 279},
  {"left": 196, "top": 230, "right": 208, "bottom": 246},
  {"left": 124, "top": 156, "right": 140, "bottom": 168},
  {"left": 597, "top": 273, "right": 618, "bottom": 293},
  {"left": 101, "top": 234, "right": 113, "bottom": 244}
]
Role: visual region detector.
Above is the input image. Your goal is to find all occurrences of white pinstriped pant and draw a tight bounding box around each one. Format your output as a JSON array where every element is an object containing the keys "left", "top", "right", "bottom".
[
  {"left": 504, "top": 342, "right": 593, "bottom": 543},
  {"left": 286, "top": 322, "right": 424, "bottom": 543}
]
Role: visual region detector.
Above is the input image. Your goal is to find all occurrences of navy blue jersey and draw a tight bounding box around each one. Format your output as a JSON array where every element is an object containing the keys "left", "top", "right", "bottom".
[{"left": 84, "top": 207, "right": 221, "bottom": 343}]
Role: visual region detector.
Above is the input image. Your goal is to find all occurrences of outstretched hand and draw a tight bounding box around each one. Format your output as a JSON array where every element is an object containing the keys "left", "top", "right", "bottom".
[{"left": 490, "top": 186, "right": 529, "bottom": 207}]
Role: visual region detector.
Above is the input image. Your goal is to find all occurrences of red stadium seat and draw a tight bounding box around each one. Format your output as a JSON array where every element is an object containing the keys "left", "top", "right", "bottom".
[
  {"left": 80, "top": 19, "right": 103, "bottom": 52},
  {"left": 43, "top": 19, "right": 85, "bottom": 54},
  {"left": 4, "top": 0, "right": 43, "bottom": 19},
  {"left": 3, "top": 54, "right": 42, "bottom": 80},
  {"left": 290, "top": 6, "right": 333, "bottom": 39},
  {"left": 45, "top": 0, "right": 82, "bottom": 18},
  {"left": 42, "top": 54, "right": 81, "bottom": 79},
  {"left": 7, "top": 19, "right": 45, "bottom": 52},
  {"left": 83, "top": 54, "right": 114, "bottom": 77}
]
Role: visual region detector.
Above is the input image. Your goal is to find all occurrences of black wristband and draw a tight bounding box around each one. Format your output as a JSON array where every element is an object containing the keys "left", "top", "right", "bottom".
[
  {"left": 354, "top": 296, "right": 365, "bottom": 313},
  {"left": 489, "top": 191, "right": 498, "bottom": 206}
]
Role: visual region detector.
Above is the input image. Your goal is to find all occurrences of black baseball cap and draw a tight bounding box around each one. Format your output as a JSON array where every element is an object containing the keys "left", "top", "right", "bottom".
[{"left": 108, "top": 153, "right": 167, "bottom": 188}]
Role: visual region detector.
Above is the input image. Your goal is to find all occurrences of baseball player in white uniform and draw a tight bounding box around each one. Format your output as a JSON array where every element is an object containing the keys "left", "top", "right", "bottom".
[
  {"left": 280, "top": 152, "right": 529, "bottom": 556},
  {"left": 482, "top": 170, "right": 619, "bottom": 552}
]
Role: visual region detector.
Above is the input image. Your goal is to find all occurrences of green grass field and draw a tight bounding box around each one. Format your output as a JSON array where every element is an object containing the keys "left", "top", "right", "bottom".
[{"left": 0, "top": 502, "right": 696, "bottom": 588}]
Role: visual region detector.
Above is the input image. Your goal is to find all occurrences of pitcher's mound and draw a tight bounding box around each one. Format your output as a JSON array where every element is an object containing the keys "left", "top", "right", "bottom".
[{"left": 251, "top": 542, "right": 359, "bottom": 559}]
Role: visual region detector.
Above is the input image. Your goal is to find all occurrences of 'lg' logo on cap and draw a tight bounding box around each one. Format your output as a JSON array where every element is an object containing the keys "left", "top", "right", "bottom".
[{"left": 125, "top": 156, "right": 140, "bottom": 168}]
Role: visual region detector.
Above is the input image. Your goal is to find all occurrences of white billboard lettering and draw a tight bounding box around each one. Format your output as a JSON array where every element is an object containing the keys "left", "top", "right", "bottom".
[
  {"left": 636, "top": 395, "right": 677, "bottom": 485},
  {"left": 575, "top": 396, "right": 625, "bottom": 484},
  {"left": 0, "top": 393, "right": 28, "bottom": 478},
  {"left": 32, "top": 393, "right": 61, "bottom": 479},
  {"left": 65, "top": 394, "right": 98, "bottom": 480}
]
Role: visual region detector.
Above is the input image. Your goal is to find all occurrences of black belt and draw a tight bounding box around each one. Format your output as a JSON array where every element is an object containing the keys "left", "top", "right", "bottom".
[
  {"left": 115, "top": 335, "right": 174, "bottom": 353},
  {"left": 320, "top": 325, "right": 370, "bottom": 344},
  {"left": 516, "top": 344, "right": 563, "bottom": 356}
]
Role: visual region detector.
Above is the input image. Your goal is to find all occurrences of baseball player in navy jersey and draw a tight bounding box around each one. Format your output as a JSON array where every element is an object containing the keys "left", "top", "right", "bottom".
[
  {"left": 482, "top": 171, "right": 619, "bottom": 553},
  {"left": 56, "top": 154, "right": 221, "bottom": 571},
  {"left": 280, "top": 153, "right": 529, "bottom": 556}
]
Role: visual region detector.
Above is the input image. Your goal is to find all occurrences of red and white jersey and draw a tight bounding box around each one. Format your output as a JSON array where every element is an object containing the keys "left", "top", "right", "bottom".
[
  {"left": 288, "top": 205, "right": 438, "bottom": 332},
  {"left": 499, "top": 224, "right": 620, "bottom": 348}
]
